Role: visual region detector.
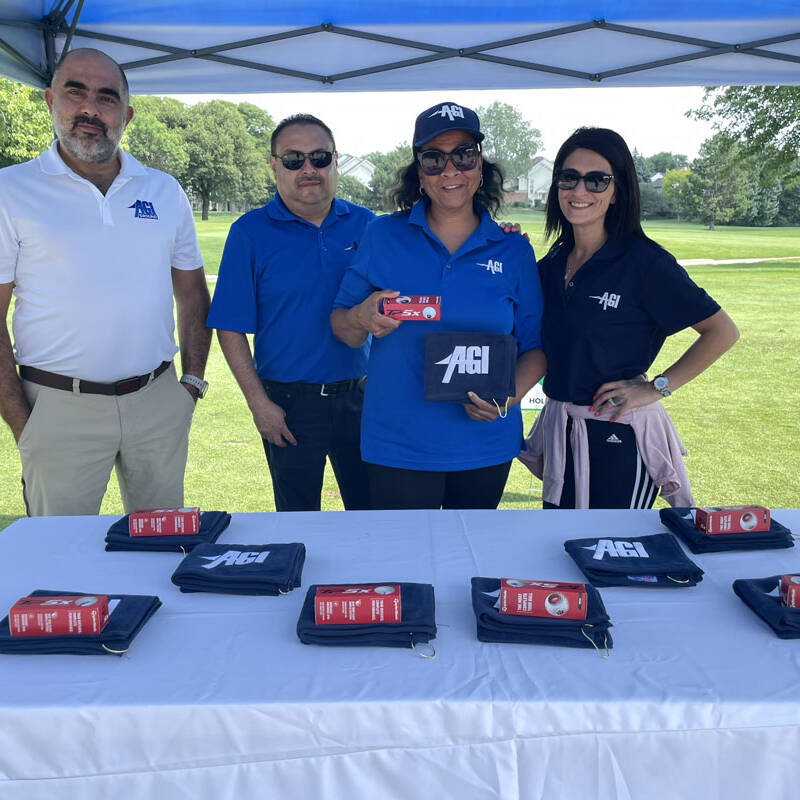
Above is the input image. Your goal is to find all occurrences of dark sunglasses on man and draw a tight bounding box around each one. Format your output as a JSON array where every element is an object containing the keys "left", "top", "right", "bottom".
[
  {"left": 417, "top": 143, "right": 481, "bottom": 176},
  {"left": 274, "top": 150, "right": 335, "bottom": 170},
  {"left": 556, "top": 169, "right": 614, "bottom": 193}
]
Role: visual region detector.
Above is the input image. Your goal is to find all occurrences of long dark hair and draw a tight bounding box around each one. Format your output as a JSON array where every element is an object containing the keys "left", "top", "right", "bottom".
[
  {"left": 544, "top": 127, "right": 651, "bottom": 249},
  {"left": 389, "top": 146, "right": 506, "bottom": 217}
]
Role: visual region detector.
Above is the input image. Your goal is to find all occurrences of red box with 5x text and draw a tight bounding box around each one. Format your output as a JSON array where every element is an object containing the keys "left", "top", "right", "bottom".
[
  {"left": 382, "top": 295, "right": 441, "bottom": 321},
  {"left": 9, "top": 595, "right": 110, "bottom": 637},
  {"left": 695, "top": 506, "right": 770, "bottom": 535},
  {"left": 780, "top": 575, "right": 800, "bottom": 609},
  {"left": 314, "top": 584, "right": 402, "bottom": 625},
  {"left": 129, "top": 507, "right": 201, "bottom": 536},
  {"left": 500, "top": 579, "right": 587, "bottom": 621}
]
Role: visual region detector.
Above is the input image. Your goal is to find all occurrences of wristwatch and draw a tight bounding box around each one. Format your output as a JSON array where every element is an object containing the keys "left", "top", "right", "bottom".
[
  {"left": 652, "top": 374, "right": 671, "bottom": 398},
  {"left": 180, "top": 374, "right": 209, "bottom": 399}
]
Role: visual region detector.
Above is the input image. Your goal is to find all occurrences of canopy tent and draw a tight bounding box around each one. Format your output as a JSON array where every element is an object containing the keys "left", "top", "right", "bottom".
[{"left": 1, "top": 0, "right": 799, "bottom": 93}]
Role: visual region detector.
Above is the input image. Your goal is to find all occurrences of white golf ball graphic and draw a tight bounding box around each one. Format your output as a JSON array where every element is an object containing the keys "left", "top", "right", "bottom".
[
  {"left": 422, "top": 306, "right": 436, "bottom": 319},
  {"left": 545, "top": 592, "right": 569, "bottom": 617}
]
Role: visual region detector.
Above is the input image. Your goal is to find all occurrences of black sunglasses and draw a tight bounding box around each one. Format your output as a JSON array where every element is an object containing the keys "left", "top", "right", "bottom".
[
  {"left": 275, "top": 150, "right": 335, "bottom": 170},
  {"left": 417, "top": 144, "right": 480, "bottom": 176},
  {"left": 556, "top": 169, "right": 614, "bottom": 193}
]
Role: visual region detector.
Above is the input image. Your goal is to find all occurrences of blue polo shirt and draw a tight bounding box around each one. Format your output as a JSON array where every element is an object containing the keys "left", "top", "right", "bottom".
[
  {"left": 539, "top": 237, "right": 720, "bottom": 405},
  {"left": 207, "top": 194, "right": 374, "bottom": 383},
  {"left": 334, "top": 201, "right": 543, "bottom": 471}
]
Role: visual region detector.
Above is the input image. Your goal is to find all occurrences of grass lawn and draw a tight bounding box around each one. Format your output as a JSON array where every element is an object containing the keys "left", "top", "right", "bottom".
[{"left": 1, "top": 221, "right": 799, "bottom": 532}]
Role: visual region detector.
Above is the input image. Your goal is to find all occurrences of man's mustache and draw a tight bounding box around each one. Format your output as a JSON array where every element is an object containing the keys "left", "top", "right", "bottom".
[{"left": 71, "top": 115, "right": 107, "bottom": 134}]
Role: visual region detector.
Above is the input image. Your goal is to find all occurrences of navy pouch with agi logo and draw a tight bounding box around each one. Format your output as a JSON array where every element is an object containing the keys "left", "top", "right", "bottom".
[{"left": 424, "top": 332, "right": 516, "bottom": 405}]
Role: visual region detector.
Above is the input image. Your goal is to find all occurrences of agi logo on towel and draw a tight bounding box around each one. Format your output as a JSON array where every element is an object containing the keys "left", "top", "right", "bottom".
[
  {"left": 200, "top": 550, "right": 271, "bottom": 569},
  {"left": 436, "top": 345, "right": 489, "bottom": 383},
  {"left": 585, "top": 540, "right": 650, "bottom": 560}
]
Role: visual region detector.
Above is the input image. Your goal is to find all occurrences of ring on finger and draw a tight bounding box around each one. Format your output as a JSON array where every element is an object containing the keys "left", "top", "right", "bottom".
[{"left": 608, "top": 396, "right": 623, "bottom": 407}]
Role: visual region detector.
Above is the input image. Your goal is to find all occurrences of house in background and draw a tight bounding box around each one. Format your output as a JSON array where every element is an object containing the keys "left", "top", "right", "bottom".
[
  {"left": 650, "top": 172, "right": 665, "bottom": 189},
  {"left": 504, "top": 156, "right": 555, "bottom": 205},
  {"left": 338, "top": 153, "right": 375, "bottom": 187}
]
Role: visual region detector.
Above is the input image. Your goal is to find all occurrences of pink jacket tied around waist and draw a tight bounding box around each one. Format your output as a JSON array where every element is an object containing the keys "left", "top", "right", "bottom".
[{"left": 518, "top": 399, "right": 695, "bottom": 509}]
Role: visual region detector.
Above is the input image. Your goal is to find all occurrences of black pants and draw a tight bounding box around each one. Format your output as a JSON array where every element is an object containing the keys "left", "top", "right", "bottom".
[
  {"left": 544, "top": 417, "right": 658, "bottom": 510},
  {"left": 262, "top": 380, "right": 371, "bottom": 512},
  {"left": 367, "top": 461, "right": 512, "bottom": 510}
]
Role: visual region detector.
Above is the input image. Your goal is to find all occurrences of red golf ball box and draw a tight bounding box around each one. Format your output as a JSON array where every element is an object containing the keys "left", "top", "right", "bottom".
[
  {"left": 382, "top": 295, "right": 441, "bottom": 321},
  {"left": 129, "top": 507, "right": 201, "bottom": 536},
  {"left": 500, "top": 579, "right": 587, "bottom": 621},
  {"left": 694, "top": 506, "right": 770, "bottom": 535},
  {"left": 9, "top": 595, "right": 110, "bottom": 637},
  {"left": 314, "top": 584, "right": 402, "bottom": 625},
  {"left": 780, "top": 575, "right": 800, "bottom": 609}
]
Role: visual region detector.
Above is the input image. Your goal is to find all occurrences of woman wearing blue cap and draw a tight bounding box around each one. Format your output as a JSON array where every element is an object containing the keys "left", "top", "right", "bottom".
[
  {"left": 520, "top": 127, "right": 739, "bottom": 509},
  {"left": 331, "top": 102, "right": 545, "bottom": 510}
]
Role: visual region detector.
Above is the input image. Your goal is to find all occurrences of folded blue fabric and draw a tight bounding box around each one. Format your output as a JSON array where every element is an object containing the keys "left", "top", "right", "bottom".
[
  {"left": 470, "top": 577, "right": 613, "bottom": 649},
  {"left": 0, "top": 590, "right": 161, "bottom": 655},
  {"left": 105, "top": 511, "right": 232, "bottom": 552},
  {"left": 733, "top": 576, "right": 800, "bottom": 639},
  {"left": 660, "top": 508, "right": 794, "bottom": 554},
  {"left": 171, "top": 543, "right": 305, "bottom": 595},
  {"left": 297, "top": 582, "right": 436, "bottom": 648},
  {"left": 564, "top": 533, "right": 703, "bottom": 587}
]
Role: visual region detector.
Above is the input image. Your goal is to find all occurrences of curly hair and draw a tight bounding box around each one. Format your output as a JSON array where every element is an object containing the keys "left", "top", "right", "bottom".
[
  {"left": 544, "top": 127, "right": 651, "bottom": 250},
  {"left": 389, "top": 148, "right": 506, "bottom": 217}
]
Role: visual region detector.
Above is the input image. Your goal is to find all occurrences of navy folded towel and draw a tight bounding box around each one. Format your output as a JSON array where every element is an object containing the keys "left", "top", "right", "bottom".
[
  {"left": 0, "top": 590, "right": 161, "bottom": 655},
  {"left": 297, "top": 582, "right": 436, "bottom": 648},
  {"left": 171, "top": 543, "right": 305, "bottom": 595},
  {"left": 564, "top": 533, "right": 703, "bottom": 587},
  {"left": 660, "top": 508, "right": 794, "bottom": 554},
  {"left": 105, "top": 511, "right": 232, "bottom": 552},
  {"left": 733, "top": 576, "right": 800, "bottom": 639},
  {"left": 470, "top": 577, "right": 613, "bottom": 649}
]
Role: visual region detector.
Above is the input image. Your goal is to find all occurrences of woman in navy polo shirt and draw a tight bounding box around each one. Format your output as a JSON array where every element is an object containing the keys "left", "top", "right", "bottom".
[
  {"left": 331, "top": 102, "right": 546, "bottom": 510},
  {"left": 521, "top": 127, "right": 739, "bottom": 509}
]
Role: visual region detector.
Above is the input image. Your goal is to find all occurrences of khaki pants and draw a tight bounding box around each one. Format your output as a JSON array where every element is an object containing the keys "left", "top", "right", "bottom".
[{"left": 18, "top": 364, "right": 195, "bottom": 516}]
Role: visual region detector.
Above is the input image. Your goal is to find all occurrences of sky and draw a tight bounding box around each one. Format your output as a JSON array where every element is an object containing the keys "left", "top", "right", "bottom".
[{"left": 169, "top": 85, "right": 716, "bottom": 163}]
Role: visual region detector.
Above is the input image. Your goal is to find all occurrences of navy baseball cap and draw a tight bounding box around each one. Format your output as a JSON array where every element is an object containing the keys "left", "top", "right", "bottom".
[{"left": 413, "top": 102, "right": 485, "bottom": 150}]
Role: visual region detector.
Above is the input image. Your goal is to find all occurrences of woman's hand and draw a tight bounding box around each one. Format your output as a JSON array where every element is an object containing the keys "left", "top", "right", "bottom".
[
  {"left": 463, "top": 391, "right": 504, "bottom": 422},
  {"left": 591, "top": 375, "right": 656, "bottom": 421},
  {"left": 353, "top": 290, "right": 404, "bottom": 339}
]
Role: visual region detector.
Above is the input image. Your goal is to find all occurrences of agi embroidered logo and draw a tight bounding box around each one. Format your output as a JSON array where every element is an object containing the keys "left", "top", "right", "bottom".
[
  {"left": 200, "top": 550, "right": 271, "bottom": 569},
  {"left": 477, "top": 259, "right": 503, "bottom": 274},
  {"left": 129, "top": 200, "right": 158, "bottom": 220},
  {"left": 429, "top": 104, "right": 464, "bottom": 121},
  {"left": 584, "top": 540, "right": 650, "bottom": 561},
  {"left": 589, "top": 291, "right": 620, "bottom": 311},
  {"left": 436, "top": 345, "right": 490, "bottom": 383}
]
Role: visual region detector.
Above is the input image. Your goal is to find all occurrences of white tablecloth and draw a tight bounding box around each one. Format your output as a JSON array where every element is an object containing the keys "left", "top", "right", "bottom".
[{"left": 0, "top": 509, "right": 799, "bottom": 800}]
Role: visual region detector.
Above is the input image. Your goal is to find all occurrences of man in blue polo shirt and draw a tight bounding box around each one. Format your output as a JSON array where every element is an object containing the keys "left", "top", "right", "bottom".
[{"left": 207, "top": 114, "right": 374, "bottom": 511}]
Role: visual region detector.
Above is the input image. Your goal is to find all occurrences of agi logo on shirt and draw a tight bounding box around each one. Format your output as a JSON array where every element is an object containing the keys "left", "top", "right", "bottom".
[
  {"left": 589, "top": 291, "right": 621, "bottom": 310},
  {"left": 129, "top": 200, "right": 159, "bottom": 220}
]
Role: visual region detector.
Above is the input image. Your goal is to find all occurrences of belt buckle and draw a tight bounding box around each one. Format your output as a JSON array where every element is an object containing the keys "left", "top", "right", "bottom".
[{"left": 114, "top": 377, "right": 142, "bottom": 395}]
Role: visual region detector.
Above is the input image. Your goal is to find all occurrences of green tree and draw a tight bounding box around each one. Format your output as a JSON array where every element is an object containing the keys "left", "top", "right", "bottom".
[
  {"left": 639, "top": 181, "right": 669, "bottom": 219},
  {"left": 692, "top": 86, "right": 800, "bottom": 178},
  {"left": 337, "top": 174, "right": 372, "bottom": 208},
  {"left": 130, "top": 95, "right": 188, "bottom": 129},
  {"left": 237, "top": 102, "right": 274, "bottom": 155},
  {"left": 645, "top": 152, "right": 689, "bottom": 174},
  {"left": 663, "top": 169, "right": 694, "bottom": 221},
  {"left": 122, "top": 112, "right": 188, "bottom": 179},
  {"left": 474, "top": 102, "right": 542, "bottom": 182},
  {"left": 366, "top": 143, "right": 413, "bottom": 211},
  {"left": 183, "top": 100, "right": 266, "bottom": 219},
  {"left": 0, "top": 77, "right": 51, "bottom": 168},
  {"left": 689, "top": 134, "right": 751, "bottom": 230},
  {"left": 631, "top": 148, "right": 651, "bottom": 182}
]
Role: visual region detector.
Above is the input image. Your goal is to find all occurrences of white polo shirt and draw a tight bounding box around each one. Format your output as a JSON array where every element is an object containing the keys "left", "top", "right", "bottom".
[{"left": 0, "top": 142, "right": 202, "bottom": 382}]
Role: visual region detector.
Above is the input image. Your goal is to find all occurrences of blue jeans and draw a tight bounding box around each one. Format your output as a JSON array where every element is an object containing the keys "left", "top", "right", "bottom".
[{"left": 262, "top": 379, "right": 370, "bottom": 512}]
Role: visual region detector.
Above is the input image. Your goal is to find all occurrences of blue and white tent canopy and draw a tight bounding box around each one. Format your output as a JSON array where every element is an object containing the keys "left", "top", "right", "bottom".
[{"left": 1, "top": 0, "right": 799, "bottom": 92}]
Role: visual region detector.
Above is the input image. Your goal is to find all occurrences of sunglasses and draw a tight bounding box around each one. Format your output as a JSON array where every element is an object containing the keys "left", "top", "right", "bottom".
[
  {"left": 274, "top": 150, "right": 335, "bottom": 170},
  {"left": 417, "top": 144, "right": 480, "bottom": 176},
  {"left": 556, "top": 169, "right": 614, "bottom": 193}
]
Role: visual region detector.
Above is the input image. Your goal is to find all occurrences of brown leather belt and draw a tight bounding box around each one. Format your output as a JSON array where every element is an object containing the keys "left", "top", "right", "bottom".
[{"left": 19, "top": 361, "right": 171, "bottom": 396}]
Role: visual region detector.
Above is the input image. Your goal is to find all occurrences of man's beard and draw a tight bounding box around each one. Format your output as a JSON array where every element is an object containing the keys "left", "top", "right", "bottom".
[{"left": 53, "top": 114, "right": 123, "bottom": 165}]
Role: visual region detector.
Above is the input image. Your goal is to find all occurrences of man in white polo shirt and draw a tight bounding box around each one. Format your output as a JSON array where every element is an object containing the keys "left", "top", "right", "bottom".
[{"left": 0, "top": 48, "right": 211, "bottom": 516}]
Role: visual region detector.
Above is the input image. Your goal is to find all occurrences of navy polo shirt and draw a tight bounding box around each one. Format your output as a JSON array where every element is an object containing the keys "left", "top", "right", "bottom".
[
  {"left": 539, "top": 237, "right": 720, "bottom": 405},
  {"left": 207, "top": 194, "right": 374, "bottom": 383},
  {"left": 334, "top": 201, "right": 543, "bottom": 471}
]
